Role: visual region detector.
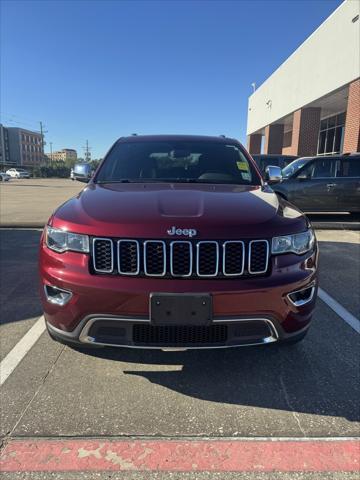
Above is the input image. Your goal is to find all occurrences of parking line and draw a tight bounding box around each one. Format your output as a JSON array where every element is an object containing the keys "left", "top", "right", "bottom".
[
  {"left": 0, "top": 316, "right": 46, "bottom": 386},
  {"left": 318, "top": 288, "right": 360, "bottom": 334}
]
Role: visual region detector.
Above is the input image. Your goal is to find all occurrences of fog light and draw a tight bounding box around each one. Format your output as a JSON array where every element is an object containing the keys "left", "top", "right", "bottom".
[
  {"left": 288, "top": 284, "right": 315, "bottom": 307},
  {"left": 44, "top": 285, "right": 72, "bottom": 306}
]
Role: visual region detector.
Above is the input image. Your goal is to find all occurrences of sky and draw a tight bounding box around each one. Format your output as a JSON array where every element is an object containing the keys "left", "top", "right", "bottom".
[{"left": 1, "top": 0, "right": 342, "bottom": 159}]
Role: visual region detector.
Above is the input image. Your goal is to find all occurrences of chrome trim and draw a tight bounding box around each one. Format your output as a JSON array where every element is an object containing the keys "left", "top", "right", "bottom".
[
  {"left": 46, "top": 314, "right": 150, "bottom": 341},
  {"left": 287, "top": 284, "right": 316, "bottom": 307},
  {"left": 90, "top": 237, "right": 272, "bottom": 279},
  {"left": 196, "top": 241, "right": 219, "bottom": 277},
  {"left": 223, "top": 241, "right": 245, "bottom": 276},
  {"left": 44, "top": 284, "right": 73, "bottom": 306},
  {"left": 248, "top": 240, "right": 269, "bottom": 275},
  {"left": 117, "top": 239, "right": 140, "bottom": 276},
  {"left": 79, "top": 316, "right": 149, "bottom": 344},
  {"left": 92, "top": 238, "right": 114, "bottom": 273},
  {"left": 170, "top": 241, "right": 193, "bottom": 277},
  {"left": 77, "top": 316, "right": 279, "bottom": 348},
  {"left": 214, "top": 317, "right": 278, "bottom": 343},
  {"left": 143, "top": 240, "right": 166, "bottom": 277}
]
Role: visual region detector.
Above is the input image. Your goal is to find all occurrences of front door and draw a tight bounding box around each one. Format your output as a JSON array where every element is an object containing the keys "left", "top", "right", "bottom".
[{"left": 291, "top": 158, "right": 339, "bottom": 212}]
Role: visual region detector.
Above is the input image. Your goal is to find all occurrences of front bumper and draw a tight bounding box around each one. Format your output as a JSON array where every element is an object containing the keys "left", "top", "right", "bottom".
[{"left": 40, "top": 240, "right": 318, "bottom": 349}]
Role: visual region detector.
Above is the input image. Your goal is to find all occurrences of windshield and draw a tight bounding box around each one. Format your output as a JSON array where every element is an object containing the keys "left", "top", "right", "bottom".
[
  {"left": 95, "top": 141, "right": 261, "bottom": 185},
  {"left": 282, "top": 158, "right": 309, "bottom": 178},
  {"left": 74, "top": 164, "right": 91, "bottom": 174}
]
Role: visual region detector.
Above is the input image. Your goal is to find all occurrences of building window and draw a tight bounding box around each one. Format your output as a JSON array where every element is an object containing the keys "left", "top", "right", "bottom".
[
  {"left": 283, "top": 130, "right": 292, "bottom": 148},
  {"left": 317, "top": 112, "right": 346, "bottom": 155}
]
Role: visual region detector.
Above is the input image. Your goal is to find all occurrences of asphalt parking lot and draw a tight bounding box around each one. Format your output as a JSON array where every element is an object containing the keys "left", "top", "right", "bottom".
[
  {"left": 0, "top": 178, "right": 359, "bottom": 479},
  {"left": 0, "top": 178, "right": 82, "bottom": 226}
]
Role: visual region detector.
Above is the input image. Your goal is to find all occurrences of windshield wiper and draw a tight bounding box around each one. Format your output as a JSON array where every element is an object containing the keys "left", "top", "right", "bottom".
[
  {"left": 95, "top": 179, "right": 134, "bottom": 184},
  {"left": 95, "top": 178, "right": 252, "bottom": 186}
]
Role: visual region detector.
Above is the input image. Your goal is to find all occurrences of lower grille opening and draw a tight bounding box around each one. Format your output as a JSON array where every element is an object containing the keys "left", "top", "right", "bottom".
[
  {"left": 133, "top": 324, "right": 227, "bottom": 346},
  {"left": 82, "top": 319, "right": 277, "bottom": 347},
  {"left": 232, "top": 321, "right": 273, "bottom": 340},
  {"left": 88, "top": 321, "right": 127, "bottom": 344}
]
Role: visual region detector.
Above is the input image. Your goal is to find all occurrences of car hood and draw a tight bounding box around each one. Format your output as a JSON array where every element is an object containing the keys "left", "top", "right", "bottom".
[{"left": 51, "top": 183, "right": 308, "bottom": 238}]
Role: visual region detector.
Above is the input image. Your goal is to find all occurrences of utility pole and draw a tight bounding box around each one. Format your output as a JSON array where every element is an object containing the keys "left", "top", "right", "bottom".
[
  {"left": 83, "top": 140, "right": 91, "bottom": 163},
  {"left": 39, "top": 121, "right": 48, "bottom": 164},
  {"left": 50, "top": 142, "right": 53, "bottom": 161}
]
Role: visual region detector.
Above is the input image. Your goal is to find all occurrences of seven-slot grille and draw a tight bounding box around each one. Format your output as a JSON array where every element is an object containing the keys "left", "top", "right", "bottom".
[{"left": 92, "top": 238, "right": 269, "bottom": 278}]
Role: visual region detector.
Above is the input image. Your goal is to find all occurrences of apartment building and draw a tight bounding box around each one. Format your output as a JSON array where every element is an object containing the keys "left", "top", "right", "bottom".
[
  {"left": 47, "top": 148, "right": 77, "bottom": 163},
  {"left": 0, "top": 124, "right": 11, "bottom": 165},
  {"left": 6, "top": 127, "right": 44, "bottom": 165}
]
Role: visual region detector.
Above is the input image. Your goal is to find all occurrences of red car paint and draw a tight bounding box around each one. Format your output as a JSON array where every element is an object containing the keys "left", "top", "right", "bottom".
[{"left": 39, "top": 135, "right": 318, "bottom": 349}]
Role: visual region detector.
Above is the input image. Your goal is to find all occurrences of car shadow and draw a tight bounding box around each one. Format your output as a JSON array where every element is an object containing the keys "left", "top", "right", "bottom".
[{"left": 84, "top": 326, "right": 359, "bottom": 422}]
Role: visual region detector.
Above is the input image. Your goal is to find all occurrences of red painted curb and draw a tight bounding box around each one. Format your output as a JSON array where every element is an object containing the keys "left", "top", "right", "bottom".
[{"left": 0, "top": 439, "right": 359, "bottom": 472}]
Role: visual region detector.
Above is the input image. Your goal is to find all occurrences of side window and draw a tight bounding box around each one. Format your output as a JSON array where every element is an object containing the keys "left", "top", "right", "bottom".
[
  {"left": 338, "top": 159, "right": 360, "bottom": 178},
  {"left": 295, "top": 158, "right": 336, "bottom": 179},
  {"left": 296, "top": 161, "right": 315, "bottom": 179},
  {"left": 311, "top": 158, "right": 336, "bottom": 178}
]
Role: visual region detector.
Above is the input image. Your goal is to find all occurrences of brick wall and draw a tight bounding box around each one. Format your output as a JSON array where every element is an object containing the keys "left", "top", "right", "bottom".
[
  {"left": 264, "top": 124, "right": 284, "bottom": 154},
  {"left": 343, "top": 78, "right": 360, "bottom": 153},
  {"left": 290, "top": 107, "right": 321, "bottom": 156},
  {"left": 247, "top": 134, "right": 262, "bottom": 154},
  {"left": 282, "top": 146, "right": 293, "bottom": 155}
]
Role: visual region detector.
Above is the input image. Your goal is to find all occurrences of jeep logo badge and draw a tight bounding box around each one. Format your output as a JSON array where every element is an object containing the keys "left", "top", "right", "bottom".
[{"left": 167, "top": 226, "right": 197, "bottom": 238}]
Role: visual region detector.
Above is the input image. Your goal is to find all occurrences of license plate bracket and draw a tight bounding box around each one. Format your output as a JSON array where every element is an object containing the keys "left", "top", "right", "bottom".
[{"left": 150, "top": 293, "right": 212, "bottom": 326}]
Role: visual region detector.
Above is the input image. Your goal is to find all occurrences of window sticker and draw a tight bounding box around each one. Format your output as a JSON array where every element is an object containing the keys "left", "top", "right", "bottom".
[{"left": 237, "top": 161, "right": 249, "bottom": 171}]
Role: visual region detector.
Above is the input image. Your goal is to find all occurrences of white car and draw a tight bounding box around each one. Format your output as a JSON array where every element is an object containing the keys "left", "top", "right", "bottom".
[
  {"left": 6, "top": 168, "right": 30, "bottom": 178},
  {"left": 0, "top": 172, "right": 11, "bottom": 181}
]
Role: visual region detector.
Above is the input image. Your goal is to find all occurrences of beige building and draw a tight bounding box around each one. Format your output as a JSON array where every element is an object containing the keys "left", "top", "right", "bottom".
[
  {"left": 48, "top": 148, "right": 77, "bottom": 163},
  {"left": 247, "top": 0, "right": 360, "bottom": 157}
]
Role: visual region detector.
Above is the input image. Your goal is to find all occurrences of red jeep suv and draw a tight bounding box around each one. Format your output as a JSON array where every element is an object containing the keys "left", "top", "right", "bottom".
[{"left": 39, "top": 135, "right": 318, "bottom": 349}]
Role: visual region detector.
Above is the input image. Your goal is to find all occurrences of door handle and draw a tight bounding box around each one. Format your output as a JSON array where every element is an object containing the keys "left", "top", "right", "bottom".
[{"left": 327, "top": 183, "right": 336, "bottom": 188}]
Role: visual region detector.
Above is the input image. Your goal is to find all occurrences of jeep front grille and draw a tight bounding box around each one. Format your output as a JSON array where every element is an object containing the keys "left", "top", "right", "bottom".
[{"left": 92, "top": 238, "right": 270, "bottom": 278}]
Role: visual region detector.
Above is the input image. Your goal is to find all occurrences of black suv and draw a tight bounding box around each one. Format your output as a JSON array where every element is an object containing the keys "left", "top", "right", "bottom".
[
  {"left": 272, "top": 154, "right": 360, "bottom": 213},
  {"left": 252, "top": 154, "right": 298, "bottom": 174}
]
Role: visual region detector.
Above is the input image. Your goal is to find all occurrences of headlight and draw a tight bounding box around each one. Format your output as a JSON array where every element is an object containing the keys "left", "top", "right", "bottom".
[
  {"left": 272, "top": 229, "right": 315, "bottom": 255},
  {"left": 45, "top": 226, "right": 89, "bottom": 253}
]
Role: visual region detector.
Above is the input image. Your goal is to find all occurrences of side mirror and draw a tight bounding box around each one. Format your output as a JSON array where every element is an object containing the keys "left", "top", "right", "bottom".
[{"left": 265, "top": 165, "right": 282, "bottom": 184}]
